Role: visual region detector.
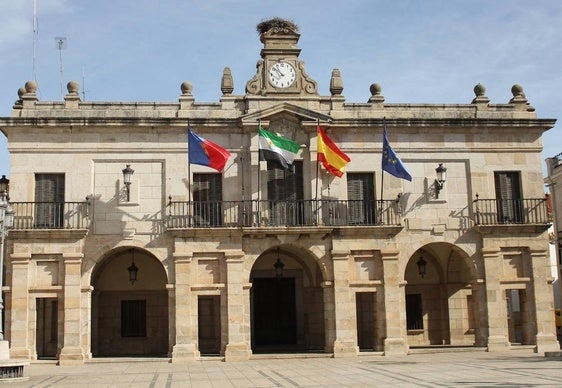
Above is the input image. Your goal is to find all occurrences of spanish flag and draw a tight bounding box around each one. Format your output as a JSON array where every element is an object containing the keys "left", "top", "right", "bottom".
[{"left": 317, "top": 126, "right": 350, "bottom": 177}]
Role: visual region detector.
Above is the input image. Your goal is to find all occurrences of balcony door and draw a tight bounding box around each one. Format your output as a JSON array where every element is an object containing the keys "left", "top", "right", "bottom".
[
  {"left": 494, "top": 171, "right": 522, "bottom": 223},
  {"left": 193, "top": 173, "right": 222, "bottom": 226},
  {"left": 267, "top": 161, "right": 303, "bottom": 226},
  {"left": 347, "top": 173, "right": 375, "bottom": 225},
  {"left": 35, "top": 173, "right": 65, "bottom": 228}
]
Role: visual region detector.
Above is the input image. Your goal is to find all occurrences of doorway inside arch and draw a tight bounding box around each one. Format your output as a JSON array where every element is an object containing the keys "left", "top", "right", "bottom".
[
  {"left": 91, "top": 248, "right": 169, "bottom": 357},
  {"left": 250, "top": 247, "right": 325, "bottom": 353},
  {"left": 405, "top": 244, "right": 476, "bottom": 347}
]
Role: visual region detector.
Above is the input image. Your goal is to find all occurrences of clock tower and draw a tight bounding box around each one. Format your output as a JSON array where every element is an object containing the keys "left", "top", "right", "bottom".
[{"left": 246, "top": 18, "right": 318, "bottom": 96}]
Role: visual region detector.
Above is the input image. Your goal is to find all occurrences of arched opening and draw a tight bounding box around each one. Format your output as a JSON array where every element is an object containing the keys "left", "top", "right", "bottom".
[
  {"left": 405, "top": 243, "right": 476, "bottom": 347},
  {"left": 91, "top": 248, "right": 169, "bottom": 357},
  {"left": 250, "top": 245, "right": 325, "bottom": 353}
]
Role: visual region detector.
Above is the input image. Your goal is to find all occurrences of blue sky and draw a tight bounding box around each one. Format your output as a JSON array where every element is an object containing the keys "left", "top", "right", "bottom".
[{"left": 1, "top": 0, "right": 561, "bottom": 178}]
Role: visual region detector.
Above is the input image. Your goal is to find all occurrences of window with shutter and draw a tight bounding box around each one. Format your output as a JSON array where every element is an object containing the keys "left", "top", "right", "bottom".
[
  {"left": 193, "top": 173, "right": 223, "bottom": 226},
  {"left": 267, "top": 161, "right": 304, "bottom": 226},
  {"left": 34, "top": 174, "right": 65, "bottom": 228},
  {"left": 494, "top": 171, "right": 522, "bottom": 223},
  {"left": 347, "top": 173, "right": 375, "bottom": 225}
]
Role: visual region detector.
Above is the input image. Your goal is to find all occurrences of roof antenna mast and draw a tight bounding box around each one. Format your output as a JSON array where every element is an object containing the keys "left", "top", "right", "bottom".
[
  {"left": 55, "top": 36, "right": 67, "bottom": 99},
  {"left": 32, "top": 0, "right": 38, "bottom": 81}
]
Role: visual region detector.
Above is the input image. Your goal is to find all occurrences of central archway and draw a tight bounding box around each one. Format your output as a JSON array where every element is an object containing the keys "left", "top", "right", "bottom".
[
  {"left": 91, "top": 247, "right": 169, "bottom": 357},
  {"left": 250, "top": 245, "right": 325, "bottom": 353}
]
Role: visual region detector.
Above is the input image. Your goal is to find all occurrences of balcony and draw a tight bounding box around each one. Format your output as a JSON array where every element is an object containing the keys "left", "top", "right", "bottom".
[
  {"left": 166, "top": 199, "right": 401, "bottom": 234},
  {"left": 473, "top": 197, "right": 550, "bottom": 234},
  {"left": 10, "top": 201, "right": 90, "bottom": 232}
]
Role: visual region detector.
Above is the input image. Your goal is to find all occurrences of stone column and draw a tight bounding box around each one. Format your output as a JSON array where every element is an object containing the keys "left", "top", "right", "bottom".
[
  {"left": 224, "top": 251, "right": 251, "bottom": 362},
  {"left": 59, "top": 253, "right": 85, "bottom": 365},
  {"left": 171, "top": 253, "right": 198, "bottom": 362},
  {"left": 331, "top": 250, "right": 358, "bottom": 357},
  {"left": 8, "top": 253, "right": 32, "bottom": 359},
  {"left": 381, "top": 250, "right": 408, "bottom": 355},
  {"left": 529, "top": 249, "right": 560, "bottom": 353},
  {"left": 482, "top": 248, "right": 509, "bottom": 351}
]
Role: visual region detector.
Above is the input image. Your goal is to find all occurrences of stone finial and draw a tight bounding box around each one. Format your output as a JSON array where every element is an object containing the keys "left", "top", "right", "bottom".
[
  {"left": 221, "top": 67, "right": 234, "bottom": 95},
  {"left": 13, "top": 86, "right": 26, "bottom": 108},
  {"left": 180, "top": 82, "right": 193, "bottom": 96},
  {"left": 509, "top": 84, "right": 534, "bottom": 111},
  {"left": 24, "top": 80, "right": 38, "bottom": 94},
  {"left": 368, "top": 83, "right": 385, "bottom": 103},
  {"left": 471, "top": 83, "right": 489, "bottom": 104},
  {"left": 474, "top": 83, "right": 486, "bottom": 97},
  {"left": 510, "top": 84, "right": 526, "bottom": 101},
  {"left": 66, "top": 80, "right": 79, "bottom": 95},
  {"left": 329, "top": 68, "right": 343, "bottom": 96},
  {"left": 22, "top": 80, "right": 39, "bottom": 106}
]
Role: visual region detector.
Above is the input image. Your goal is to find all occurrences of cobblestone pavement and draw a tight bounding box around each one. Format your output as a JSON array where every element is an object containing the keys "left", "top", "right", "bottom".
[{"left": 5, "top": 350, "right": 562, "bottom": 387}]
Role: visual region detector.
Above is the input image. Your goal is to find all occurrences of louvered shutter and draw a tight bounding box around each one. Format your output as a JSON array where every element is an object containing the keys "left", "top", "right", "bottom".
[
  {"left": 35, "top": 174, "right": 65, "bottom": 228},
  {"left": 267, "top": 161, "right": 303, "bottom": 225},
  {"left": 193, "top": 173, "right": 223, "bottom": 226},
  {"left": 347, "top": 173, "right": 375, "bottom": 224},
  {"left": 494, "top": 171, "right": 522, "bottom": 223}
]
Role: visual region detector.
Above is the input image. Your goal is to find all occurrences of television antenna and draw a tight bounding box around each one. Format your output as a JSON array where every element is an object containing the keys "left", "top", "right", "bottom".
[
  {"left": 32, "top": 0, "right": 38, "bottom": 81},
  {"left": 55, "top": 36, "right": 67, "bottom": 99}
]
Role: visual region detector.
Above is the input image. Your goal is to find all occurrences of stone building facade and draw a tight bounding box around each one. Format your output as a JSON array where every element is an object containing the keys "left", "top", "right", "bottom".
[
  {"left": 546, "top": 153, "right": 562, "bottom": 330},
  {"left": 0, "top": 21, "right": 559, "bottom": 365}
]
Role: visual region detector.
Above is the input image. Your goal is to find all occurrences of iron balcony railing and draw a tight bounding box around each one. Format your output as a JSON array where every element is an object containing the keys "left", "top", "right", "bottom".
[
  {"left": 10, "top": 201, "right": 90, "bottom": 230},
  {"left": 473, "top": 197, "right": 549, "bottom": 225},
  {"left": 166, "top": 199, "right": 401, "bottom": 228}
]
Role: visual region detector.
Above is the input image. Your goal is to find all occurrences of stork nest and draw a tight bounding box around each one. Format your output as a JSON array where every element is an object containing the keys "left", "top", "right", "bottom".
[{"left": 256, "top": 18, "right": 299, "bottom": 34}]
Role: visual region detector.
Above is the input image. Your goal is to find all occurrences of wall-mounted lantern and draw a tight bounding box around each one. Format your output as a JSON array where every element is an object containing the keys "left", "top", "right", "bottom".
[
  {"left": 128, "top": 249, "right": 139, "bottom": 285},
  {"left": 0, "top": 175, "right": 9, "bottom": 199},
  {"left": 122, "top": 164, "right": 134, "bottom": 202},
  {"left": 274, "top": 248, "right": 284, "bottom": 278},
  {"left": 435, "top": 163, "right": 447, "bottom": 199},
  {"left": 416, "top": 256, "right": 427, "bottom": 278}
]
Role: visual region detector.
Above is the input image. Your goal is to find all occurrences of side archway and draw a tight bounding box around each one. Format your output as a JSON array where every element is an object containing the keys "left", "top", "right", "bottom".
[
  {"left": 91, "top": 247, "right": 169, "bottom": 357},
  {"left": 404, "top": 242, "right": 477, "bottom": 347}
]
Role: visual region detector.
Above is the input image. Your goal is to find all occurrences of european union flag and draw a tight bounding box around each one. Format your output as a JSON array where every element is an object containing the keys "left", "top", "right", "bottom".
[{"left": 382, "top": 128, "right": 412, "bottom": 181}]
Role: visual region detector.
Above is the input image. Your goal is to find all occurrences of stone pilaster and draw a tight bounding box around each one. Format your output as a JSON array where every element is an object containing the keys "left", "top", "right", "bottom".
[
  {"left": 482, "top": 249, "right": 509, "bottom": 352},
  {"left": 381, "top": 250, "right": 408, "bottom": 355},
  {"left": 529, "top": 249, "right": 560, "bottom": 353},
  {"left": 59, "top": 253, "right": 85, "bottom": 365},
  {"left": 224, "top": 252, "right": 251, "bottom": 362},
  {"left": 81, "top": 286, "right": 93, "bottom": 360},
  {"left": 471, "top": 279, "right": 488, "bottom": 346},
  {"left": 171, "top": 253, "right": 198, "bottom": 363},
  {"left": 322, "top": 281, "right": 335, "bottom": 352},
  {"left": 331, "top": 250, "right": 358, "bottom": 357},
  {"left": 8, "top": 254, "right": 32, "bottom": 360}
]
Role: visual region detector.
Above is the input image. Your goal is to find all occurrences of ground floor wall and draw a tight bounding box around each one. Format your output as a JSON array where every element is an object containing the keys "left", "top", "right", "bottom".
[{"left": 3, "top": 228, "right": 560, "bottom": 363}]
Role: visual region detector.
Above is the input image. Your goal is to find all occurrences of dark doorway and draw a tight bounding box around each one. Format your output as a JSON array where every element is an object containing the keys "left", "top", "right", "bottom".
[
  {"left": 252, "top": 277, "right": 296, "bottom": 350},
  {"left": 36, "top": 298, "right": 58, "bottom": 359},
  {"left": 356, "top": 292, "right": 375, "bottom": 350},
  {"left": 198, "top": 296, "right": 221, "bottom": 355}
]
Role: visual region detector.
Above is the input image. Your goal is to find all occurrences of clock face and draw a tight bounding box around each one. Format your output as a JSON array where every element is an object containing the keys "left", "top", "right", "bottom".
[{"left": 268, "top": 62, "right": 296, "bottom": 88}]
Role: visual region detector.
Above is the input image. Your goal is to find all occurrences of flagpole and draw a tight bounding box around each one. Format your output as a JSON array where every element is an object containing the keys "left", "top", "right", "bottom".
[
  {"left": 380, "top": 117, "right": 386, "bottom": 224},
  {"left": 257, "top": 119, "right": 261, "bottom": 227},
  {"left": 315, "top": 120, "right": 320, "bottom": 225},
  {"left": 187, "top": 121, "right": 192, "bottom": 227},
  {"left": 240, "top": 131, "right": 246, "bottom": 225}
]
